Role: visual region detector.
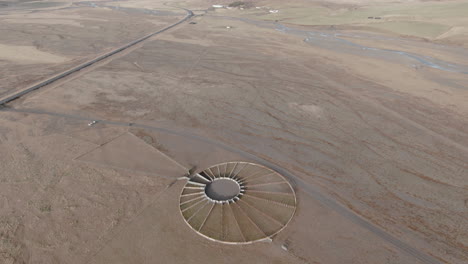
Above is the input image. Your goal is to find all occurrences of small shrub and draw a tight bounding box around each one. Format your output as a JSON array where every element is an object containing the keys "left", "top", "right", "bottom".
[
  {"left": 228, "top": 1, "right": 245, "bottom": 7},
  {"left": 40, "top": 204, "right": 52, "bottom": 213}
]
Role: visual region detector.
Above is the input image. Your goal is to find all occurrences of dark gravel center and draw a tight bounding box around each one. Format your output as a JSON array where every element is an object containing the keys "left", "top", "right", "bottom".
[{"left": 205, "top": 178, "right": 240, "bottom": 201}]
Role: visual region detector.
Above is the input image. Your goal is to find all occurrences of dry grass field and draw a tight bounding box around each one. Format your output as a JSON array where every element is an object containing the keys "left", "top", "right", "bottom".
[
  {"left": 0, "top": 0, "right": 184, "bottom": 97},
  {"left": 0, "top": 0, "right": 467, "bottom": 263}
]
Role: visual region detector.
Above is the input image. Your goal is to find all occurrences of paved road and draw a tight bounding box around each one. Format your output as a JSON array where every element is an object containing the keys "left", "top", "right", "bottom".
[
  {"left": 0, "top": 107, "right": 441, "bottom": 264},
  {"left": 0, "top": 7, "right": 193, "bottom": 106},
  {"left": 0, "top": 3, "right": 442, "bottom": 263}
]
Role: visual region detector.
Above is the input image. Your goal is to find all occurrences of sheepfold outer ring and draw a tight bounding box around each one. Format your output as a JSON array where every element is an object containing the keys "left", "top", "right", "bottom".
[{"left": 179, "top": 161, "right": 296, "bottom": 244}]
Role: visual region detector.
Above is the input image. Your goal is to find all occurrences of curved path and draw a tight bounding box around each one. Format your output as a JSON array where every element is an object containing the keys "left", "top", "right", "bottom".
[
  {"left": 1, "top": 107, "right": 441, "bottom": 264},
  {"left": 0, "top": 6, "right": 193, "bottom": 105},
  {"left": 0, "top": 4, "right": 441, "bottom": 264}
]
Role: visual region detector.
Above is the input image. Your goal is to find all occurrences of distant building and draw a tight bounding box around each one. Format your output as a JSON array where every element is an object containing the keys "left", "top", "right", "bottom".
[{"left": 212, "top": 5, "right": 224, "bottom": 8}]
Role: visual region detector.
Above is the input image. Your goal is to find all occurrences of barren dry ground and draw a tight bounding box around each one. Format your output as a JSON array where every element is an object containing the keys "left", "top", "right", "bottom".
[{"left": 0, "top": 0, "right": 467, "bottom": 263}]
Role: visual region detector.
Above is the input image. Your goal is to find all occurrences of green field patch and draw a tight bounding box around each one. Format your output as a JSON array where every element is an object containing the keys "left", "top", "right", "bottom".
[
  {"left": 248, "top": 1, "right": 468, "bottom": 28},
  {"left": 254, "top": 7, "right": 329, "bottom": 22},
  {"left": 361, "top": 2, "right": 468, "bottom": 19},
  {"left": 367, "top": 21, "right": 450, "bottom": 38}
]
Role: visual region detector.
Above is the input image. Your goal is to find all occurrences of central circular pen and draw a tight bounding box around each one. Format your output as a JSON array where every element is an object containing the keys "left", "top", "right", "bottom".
[
  {"left": 180, "top": 162, "right": 296, "bottom": 244},
  {"left": 204, "top": 178, "right": 241, "bottom": 201}
]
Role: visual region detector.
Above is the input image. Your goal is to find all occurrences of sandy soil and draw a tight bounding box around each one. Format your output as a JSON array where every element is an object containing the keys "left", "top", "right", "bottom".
[{"left": 0, "top": 0, "right": 467, "bottom": 263}]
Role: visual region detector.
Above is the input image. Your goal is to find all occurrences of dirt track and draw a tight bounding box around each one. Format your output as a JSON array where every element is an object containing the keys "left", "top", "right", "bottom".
[
  {"left": 0, "top": 1, "right": 467, "bottom": 264},
  {"left": 0, "top": 106, "right": 445, "bottom": 264}
]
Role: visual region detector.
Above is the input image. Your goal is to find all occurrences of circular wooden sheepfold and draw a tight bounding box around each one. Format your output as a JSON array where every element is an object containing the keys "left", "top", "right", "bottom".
[{"left": 179, "top": 161, "right": 296, "bottom": 244}]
